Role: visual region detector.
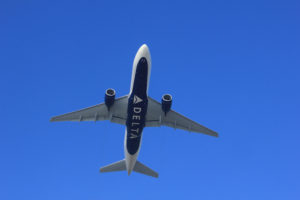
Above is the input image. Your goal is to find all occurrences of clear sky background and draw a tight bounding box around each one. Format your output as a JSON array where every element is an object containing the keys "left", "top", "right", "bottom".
[{"left": 1, "top": 0, "right": 299, "bottom": 199}]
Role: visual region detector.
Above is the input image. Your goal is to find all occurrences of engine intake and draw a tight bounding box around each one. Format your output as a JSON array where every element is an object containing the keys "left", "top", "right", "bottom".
[
  {"left": 162, "top": 94, "right": 172, "bottom": 115},
  {"left": 105, "top": 88, "right": 116, "bottom": 110}
]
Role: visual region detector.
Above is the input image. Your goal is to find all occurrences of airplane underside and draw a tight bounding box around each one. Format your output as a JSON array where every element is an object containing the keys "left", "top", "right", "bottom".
[{"left": 50, "top": 44, "right": 218, "bottom": 178}]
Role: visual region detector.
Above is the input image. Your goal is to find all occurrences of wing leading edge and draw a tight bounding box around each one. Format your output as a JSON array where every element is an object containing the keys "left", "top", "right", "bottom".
[
  {"left": 50, "top": 95, "right": 128, "bottom": 125},
  {"left": 146, "top": 97, "right": 218, "bottom": 137}
]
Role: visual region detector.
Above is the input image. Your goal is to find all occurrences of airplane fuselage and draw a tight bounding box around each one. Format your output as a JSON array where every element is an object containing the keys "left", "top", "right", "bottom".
[{"left": 124, "top": 45, "right": 151, "bottom": 174}]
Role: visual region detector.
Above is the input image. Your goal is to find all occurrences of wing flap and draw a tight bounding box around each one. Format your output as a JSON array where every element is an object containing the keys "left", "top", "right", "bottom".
[
  {"left": 50, "top": 104, "right": 107, "bottom": 122},
  {"left": 50, "top": 95, "right": 128, "bottom": 125},
  {"left": 146, "top": 97, "right": 218, "bottom": 137}
]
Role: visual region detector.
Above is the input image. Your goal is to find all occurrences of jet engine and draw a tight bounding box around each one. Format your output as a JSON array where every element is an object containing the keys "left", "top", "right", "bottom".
[
  {"left": 161, "top": 94, "right": 172, "bottom": 115},
  {"left": 105, "top": 88, "right": 116, "bottom": 110}
]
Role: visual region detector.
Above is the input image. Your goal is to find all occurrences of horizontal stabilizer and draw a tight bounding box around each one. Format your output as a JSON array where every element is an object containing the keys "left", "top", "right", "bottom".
[
  {"left": 133, "top": 161, "right": 159, "bottom": 178},
  {"left": 100, "top": 160, "right": 126, "bottom": 173}
]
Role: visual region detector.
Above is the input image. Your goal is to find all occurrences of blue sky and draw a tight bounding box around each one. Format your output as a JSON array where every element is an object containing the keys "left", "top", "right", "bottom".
[{"left": 1, "top": 0, "right": 299, "bottom": 199}]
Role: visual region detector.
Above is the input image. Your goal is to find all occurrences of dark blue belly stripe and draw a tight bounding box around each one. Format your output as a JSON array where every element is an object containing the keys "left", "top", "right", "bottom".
[{"left": 126, "top": 57, "right": 148, "bottom": 155}]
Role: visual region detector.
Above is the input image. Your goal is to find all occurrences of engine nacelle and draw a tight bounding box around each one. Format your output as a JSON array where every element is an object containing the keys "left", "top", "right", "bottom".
[
  {"left": 161, "top": 94, "right": 172, "bottom": 115},
  {"left": 105, "top": 88, "right": 116, "bottom": 110}
]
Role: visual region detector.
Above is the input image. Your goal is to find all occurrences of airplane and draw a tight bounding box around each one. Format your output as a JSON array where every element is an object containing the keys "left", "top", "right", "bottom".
[{"left": 50, "top": 44, "right": 218, "bottom": 178}]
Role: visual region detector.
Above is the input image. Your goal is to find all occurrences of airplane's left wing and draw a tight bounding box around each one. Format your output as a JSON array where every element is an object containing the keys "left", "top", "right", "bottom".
[
  {"left": 50, "top": 96, "right": 128, "bottom": 125},
  {"left": 146, "top": 97, "right": 218, "bottom": 137}
]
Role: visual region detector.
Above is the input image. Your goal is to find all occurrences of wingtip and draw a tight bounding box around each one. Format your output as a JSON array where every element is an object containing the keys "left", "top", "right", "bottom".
[
  {"left": 49, "top": 117, "right": 56, "bottom": 122},
  {"left": 212, "top": 131, "right": 219, "bottom": 137}
]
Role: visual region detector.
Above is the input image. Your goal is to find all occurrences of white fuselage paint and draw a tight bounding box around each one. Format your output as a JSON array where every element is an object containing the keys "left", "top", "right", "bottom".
[{"left": 125, "top": 44, "right": 151, "bottom": 175}]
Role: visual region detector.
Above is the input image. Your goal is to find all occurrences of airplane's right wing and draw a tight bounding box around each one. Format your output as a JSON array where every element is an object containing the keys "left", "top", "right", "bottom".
[
  {"left": 50, "top": 95, "right": 128, "bottom": 125},
  {"left": 146, "top": 97, "right": 218, "bottom": 137}
]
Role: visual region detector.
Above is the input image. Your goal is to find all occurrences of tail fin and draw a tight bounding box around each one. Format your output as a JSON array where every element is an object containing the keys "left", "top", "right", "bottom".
[
  {"left": 100, "top": 160, "right": 126, "bottom": 173},
  {"left": 99, "top": 159, "right": 159, "bottom": 178},
  {"left": 133, "top": 161, "right": 159, "bottom": 178}
]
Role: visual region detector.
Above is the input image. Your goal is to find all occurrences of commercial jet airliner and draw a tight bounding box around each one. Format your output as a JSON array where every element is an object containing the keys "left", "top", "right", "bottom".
[{"left": 50, "top": 44, "right": 218, "bottom": 178}]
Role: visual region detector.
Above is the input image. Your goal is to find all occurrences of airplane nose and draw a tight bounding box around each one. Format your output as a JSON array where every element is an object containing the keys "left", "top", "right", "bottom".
[
  {"left": 138, "top": 44, "right": 150, "bottom": 55},
  {"left": 141, "top": 44, "right": 149, "bottom": 51},
  {"left": 134, "top": 44, "right": 151, "bottom": 68}
]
